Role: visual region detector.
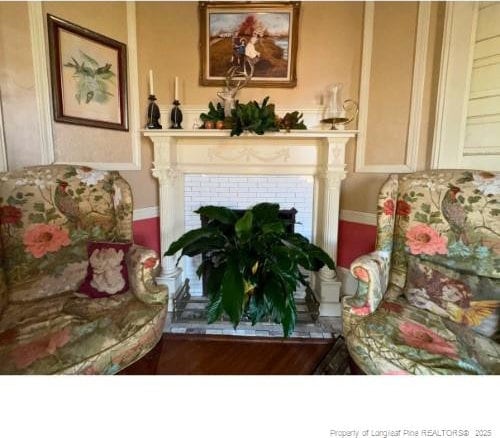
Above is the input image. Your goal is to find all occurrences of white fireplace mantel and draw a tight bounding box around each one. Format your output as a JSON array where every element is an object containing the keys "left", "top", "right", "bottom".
[{"left": 143, "top": 129, "right": 357, "bottom": 316}]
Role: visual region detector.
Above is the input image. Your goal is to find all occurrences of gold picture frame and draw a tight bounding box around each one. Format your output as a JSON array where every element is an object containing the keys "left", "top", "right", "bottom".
[
  {"left": 199, "top": 1, "right": 300, "bottom": 88},
  {"left": 47, "top": 14, "right": 128, "bottom": 131}
]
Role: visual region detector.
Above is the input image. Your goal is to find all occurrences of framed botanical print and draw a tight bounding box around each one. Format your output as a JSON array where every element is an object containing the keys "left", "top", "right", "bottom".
[
  {"left": 47, "top": 14, "right": 128, "bottom": 131},
  {"left": 199, "top": 2, "right": 300, "bottom": 88}
]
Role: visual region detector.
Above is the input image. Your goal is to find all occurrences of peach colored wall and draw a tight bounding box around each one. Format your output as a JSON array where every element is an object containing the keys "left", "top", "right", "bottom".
[
  {"left": 135, "top": 1, "right": 363, "bottom": 108},
  {"left": 129, "top": 1, "right": 365, "bottom": 210},
  {"left": 341, "top": 1, "right": 444, "bottom": 213},
  {"left": 0, "top": 1, "right": 445, "bottom": 215},
  {"left": 365, "top": 2, "right": 418, "bottom": 166},
  {"left": 42, "top": 2, "right": 133, "bottom": 165},
  {"left": 0, "top": 2, "right": 43, "bottom": 169}
]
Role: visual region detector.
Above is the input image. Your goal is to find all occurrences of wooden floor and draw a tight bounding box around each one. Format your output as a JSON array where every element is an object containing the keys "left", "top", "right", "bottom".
[{"left": 120, "top": 334, "right": 336, "bottom": 375}]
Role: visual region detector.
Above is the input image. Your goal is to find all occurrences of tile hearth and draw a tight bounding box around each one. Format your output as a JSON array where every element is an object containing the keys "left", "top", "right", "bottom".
[{"left": 164, "top": 312, "right": 342, "bottom": 339}]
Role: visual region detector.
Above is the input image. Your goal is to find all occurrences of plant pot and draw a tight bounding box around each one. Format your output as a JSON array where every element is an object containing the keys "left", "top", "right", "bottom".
[
  {"left": 204, "top": 120, "right": 214, "bottom": 129},
  {"left": 215, "top": 120, "right": 225, "bottom": 130}
]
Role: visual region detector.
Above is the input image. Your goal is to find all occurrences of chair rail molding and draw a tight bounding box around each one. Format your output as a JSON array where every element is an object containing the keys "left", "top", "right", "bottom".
[
  {"left": 143, "top": 129, "right": 357, "bottom": 317},
  {"left": 29, "top": 2, "right": 141, "bottom": 170},
  {"left": 355, "top": 1, "right": 431, "bottom": 173}
]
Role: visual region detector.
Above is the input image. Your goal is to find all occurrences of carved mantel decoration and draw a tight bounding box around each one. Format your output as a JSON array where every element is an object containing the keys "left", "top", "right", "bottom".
[{"left": 143, "top": 129, "right": 357, "bottom": 316}]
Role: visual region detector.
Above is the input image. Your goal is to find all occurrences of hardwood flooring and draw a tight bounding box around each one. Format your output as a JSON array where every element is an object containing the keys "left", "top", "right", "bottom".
[{"left": 120, "top": 334, "right": 336, "bottom": 375}]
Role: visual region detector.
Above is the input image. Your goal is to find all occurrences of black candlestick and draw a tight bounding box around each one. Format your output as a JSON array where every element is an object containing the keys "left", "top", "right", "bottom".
[
  {"left": 170, "top": 100, "right": 183, "bottom": 129},
  {"left": 146, "top": 94, "right": 162, "bottom": 129}
]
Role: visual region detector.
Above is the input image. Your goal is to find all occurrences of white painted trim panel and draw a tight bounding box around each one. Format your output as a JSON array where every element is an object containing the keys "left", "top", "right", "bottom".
[
  {"left": 356, "top": 2, "right": 430, "bottom": 174},
  {"left": 29, "top": 2, "right": 141, "bottom": 170},
  {"left": 126, "top": 2, "right": 141, "bottom": 170},
  {"left": 28, "top": 2, "right": 55, "bottom": 165}
]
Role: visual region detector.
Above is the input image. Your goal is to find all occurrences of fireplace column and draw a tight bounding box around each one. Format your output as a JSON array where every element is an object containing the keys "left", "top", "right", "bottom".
[
  {"left": 151, "top": 136, "right": 184, "bottom": 311},
  {"left": 314, "top": 137, "right": 347, "bottom": 317}
]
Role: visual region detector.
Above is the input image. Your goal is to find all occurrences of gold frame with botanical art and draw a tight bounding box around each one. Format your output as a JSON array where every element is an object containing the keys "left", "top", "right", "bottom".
[
  {"left": 199, "top": 1, "right": 300, "bottom": 87},
  {"left": 47, "top": 14, "right": 128, "bottom": 131}
]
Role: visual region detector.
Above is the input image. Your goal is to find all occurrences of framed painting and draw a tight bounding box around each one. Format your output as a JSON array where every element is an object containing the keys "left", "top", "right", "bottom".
[
  {"left": 47, "top": 14, "right": 128, "bottom": 131},
  {"left": 199, "top": 2, "right": 300, "bottom": 88}
]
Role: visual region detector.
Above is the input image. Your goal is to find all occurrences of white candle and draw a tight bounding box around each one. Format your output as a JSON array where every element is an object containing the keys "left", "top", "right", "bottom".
[
  {"left": 174, "top": 76, "right": 179, "bottom": 101},
  {"left": 149, "top": 70, "right": 154, "bottom": 95}
]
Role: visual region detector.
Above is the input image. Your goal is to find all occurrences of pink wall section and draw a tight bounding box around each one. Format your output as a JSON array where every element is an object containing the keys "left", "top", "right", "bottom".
[
  {"left": 132, "top": 217, "right": 161, "bottom": 255},
  {"left": 337, "top": 220, "right": 377, "bottom": 269},
  {"left": 132, "top": 216, "right": 377, "bottom": 270}
]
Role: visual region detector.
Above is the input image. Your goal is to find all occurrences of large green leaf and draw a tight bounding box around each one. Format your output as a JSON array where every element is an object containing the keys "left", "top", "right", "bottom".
[
  {"left": 284, "top": 234, "right": 335, "bottom": 270},
  {"left": 220, "top": 260, "right": 245, "bottom": 328},
  {"left": 272, "top": 246, "right": 295, "bottom": 273},
  {"left": 165, "top": 228, "right": 219, "bottom": 256},
  {"left": 263, "top": 276, "right": 287, "bottom": 323},
  {"left": 261, "top": 221, "right": 285, "bottom": 235},
  {"left": 195, "top": 258, "right": 213, "bottom": 278},
  {"left": 195, "top": 206, "right": 238, "bottom": 225},
  {"left": 306, "top": 244, "right": 335, "bottom": 270},
  {"left": 180, "top": 235, "right": 226, "bottom": 257},
  {"left": 235, "top": 210, "right": 253, "bottom": 241},
  {"left": 281, "top": 292, "right": 297, "bottom": 337},
  {"left": 206, "top": 264, "right": 226, "bottom": 297},
  {"left": 246, "top": 293, "right": 267, "bottom": 325},
  {"left": 206, "top": 290, "right": 224, "bottom": 324},
  {"left": 262, "top": 275, "right": 297, "bottom": 336},
  {"left": 252, "top": 203, "right": 280, "bottom": 225}
]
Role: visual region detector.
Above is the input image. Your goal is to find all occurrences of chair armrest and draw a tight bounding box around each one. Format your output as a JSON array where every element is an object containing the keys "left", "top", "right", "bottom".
[
  {"left": 126, "top": 245, "right": 168, "bottom": 305},
  {"left": 343, "top": 250, "right": 391, "bottom": 316}
]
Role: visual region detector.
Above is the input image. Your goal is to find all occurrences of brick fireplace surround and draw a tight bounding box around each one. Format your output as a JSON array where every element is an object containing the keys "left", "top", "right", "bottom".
[{"left": 144, "top": 120, "right": 357, "bottom": 319}]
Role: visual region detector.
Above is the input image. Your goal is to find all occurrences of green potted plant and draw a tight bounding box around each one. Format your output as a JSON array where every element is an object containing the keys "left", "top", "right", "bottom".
[{"left": 165, "top": 203, "right": 335, "bottom": 336}]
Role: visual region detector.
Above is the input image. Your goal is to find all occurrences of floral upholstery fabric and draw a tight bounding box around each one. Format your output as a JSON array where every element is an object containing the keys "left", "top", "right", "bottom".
[
  {"left": 0, "top": 166, "right": 133, "bottom": 302},
  {"left": 346, "top": 298, "right": 500, "bottom": 375},
  {"left": 0, "top": 165, "right": 167, "bottom": 374},
  {"left": 404, "top": 256, "right": 499, "bottom": 339},
  {"left": 0, "top": 247, "right": 7, "bottom": 316},
  {"left": 343, "top": 170, "right": 500, "bottom": 375}
]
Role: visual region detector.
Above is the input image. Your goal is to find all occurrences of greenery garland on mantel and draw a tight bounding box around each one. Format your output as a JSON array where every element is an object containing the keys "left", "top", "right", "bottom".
[{"left": 199, "top": 96, "right": 307, "bottom": 137}]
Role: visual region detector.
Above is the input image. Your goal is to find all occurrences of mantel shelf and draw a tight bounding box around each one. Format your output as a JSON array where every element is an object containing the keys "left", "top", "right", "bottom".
[{"left": 142, "top": 129, "right": 358, "bottom": 140}]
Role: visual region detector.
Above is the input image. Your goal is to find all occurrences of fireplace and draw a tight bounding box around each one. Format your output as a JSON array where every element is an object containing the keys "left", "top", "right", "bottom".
[
  {"left": 144, "top": 126, "right": 357, "bottom": 317},
  {"left": 184, "top": 174, "right": 312, "bottom": 296}
]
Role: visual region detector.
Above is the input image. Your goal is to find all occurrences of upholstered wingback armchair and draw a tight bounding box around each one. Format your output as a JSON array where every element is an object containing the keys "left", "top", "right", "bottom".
[
  {"left": 343, "top": 170, "right": 499, "bottom": 375},
  {"left": 0, "top": 165, "right": 167, "bottom": 374}
]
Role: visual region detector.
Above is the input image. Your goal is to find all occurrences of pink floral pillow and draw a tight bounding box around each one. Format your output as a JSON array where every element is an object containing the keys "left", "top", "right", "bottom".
[
  {"left": 79, "top": 241, "right": 132, "bottom": 298},
  {"left": 404, "top": 256, "right": 500, "bottom": 340}
]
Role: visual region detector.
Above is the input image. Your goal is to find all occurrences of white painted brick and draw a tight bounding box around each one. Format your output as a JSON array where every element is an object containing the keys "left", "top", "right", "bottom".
[{"left": 184, "top": 173, "right": 314, "bottom": 290}]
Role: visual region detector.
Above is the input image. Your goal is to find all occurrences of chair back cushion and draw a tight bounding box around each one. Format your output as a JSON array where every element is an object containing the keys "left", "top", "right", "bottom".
[
  {"left": 0, "top": 165, "right": 133, "bottom": 302},
  {"left": 378, "top": 170, "right": 500, "bottom": 339}
]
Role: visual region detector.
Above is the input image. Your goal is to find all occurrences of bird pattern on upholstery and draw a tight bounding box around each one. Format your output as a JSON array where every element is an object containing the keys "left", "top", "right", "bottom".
[
  {"left": 0, "top": 165, "right": 167, "bottom": 374},
  {"left": 343, "top": 170, "right": 500, "bottom": 375}
]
